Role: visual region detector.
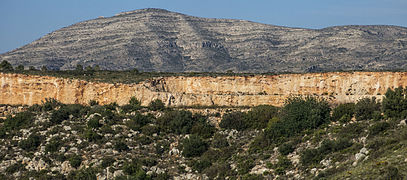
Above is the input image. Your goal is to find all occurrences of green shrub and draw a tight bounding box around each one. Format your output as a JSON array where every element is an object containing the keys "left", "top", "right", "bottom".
[
  {"left": 136, "top": 135, "right": 153, "bottom": 145},
  {"left": 121, "top": 97, "right": 142, "bottom": 113},
  {"left": 45, "top": 137, "right": 62, "bottom": 153},
  {"left": 274, "top": 156, "right": 293, "bottom": 175},
  {"left": 141, "top": 125, "right": 159, "bottom": 136},
  {"left": 126, "top": 113, "right": 152, "bottom": 131},
  {"left": 202, "top": 163, "right": 234, "bottom": 179},
  {"left": 219, "top": 111, "right": 248, "bottom": 131},
  {"left": 41, "top": 98, "right": 62, "bottom": 111},
  {"left": 122, "top": 159, "right": 149, "bottom": 179},
  {"left": 355, "top": 97, "right": 381, "bottom": 121},
  {"left": 0, "top": 127, "right": 6, "bottom": 138},
  {"left": 114, "top": 141, "right": 129, "bottom": 152},
  {"left": 0, "top": 60, "right": 13, "bottom": 71},
  {"left": 101, "top": 157, "right": 115, "bottom": 168},
  {"left": 19, "top": 134, "right": 43, "bottom": 151},
  {"left": 69, "top": 154, "right": 83, "bottom": 169},
  {"left": 237, "top": 158, "right": 255, "bottom": 175},
  {"left": 211, "top": 133, "right": 229, "bottom": 148},
  {"left": 246, "top": 105, "right": 279, "bottom": 129},
  {"left": 181, "top": 135, "right": 208, "bottom": 157},
  {"left": 4, "top": 111, "right": 34, "bottom": 131},
  {"left": 382, "top": 87, "right": 407, "bottom": 119},
  {"left": 68, "top": 167, "right": 96, "bottom": 180},
  {"left": 192, "top": 159, "right": 212, "bottom": 173},
  {"left": 369, "top": 121, "right": 390, "bottom": 136},
  {"left": 83, "top": 129, "right": 102, "bottom": 142},
  {"left": 331, "top": 103, "right": 355, "bottom": 123},
  {"left": 265, "top": 96, "right": 330, "bottom": 142},
  {"left": 278, "top": 142, "right": 295, "bottom": 155},
  {"left": 49, "top": 104, "right": 86, "bottom": 124},
  {"left": 157, "top": 110, "right": 196, "bottom": 134},
  {"left": 301, "top": 138, "right": 352, "bottom": 166},
  {"left": 149, "top": 99, "right": 165, "bottom": 111},
  {"left": 5, "top": 162, "right": 24, "bottom": 174},
  {"left": 190, "top": 118, "right": 216, "bottom": 139},
  {"left": 300, "top": 148, "right": 321, "bottom": 166}
]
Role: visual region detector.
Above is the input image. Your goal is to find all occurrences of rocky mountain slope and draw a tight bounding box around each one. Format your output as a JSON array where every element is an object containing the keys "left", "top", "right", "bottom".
[{"left": 1, "top": 8, "right": 407, "bottom": 72}]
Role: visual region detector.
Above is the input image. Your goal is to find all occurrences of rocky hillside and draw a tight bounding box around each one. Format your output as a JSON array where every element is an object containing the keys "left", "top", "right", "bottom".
[
  {"left": 1, "top": 8, "right": 407, "bottom": 73},
  {"left": 2, "top": 72, "right": 407, "bottom": 107},
  {"left": 1, "top": 91, "right": 407, "bottom": 179}
]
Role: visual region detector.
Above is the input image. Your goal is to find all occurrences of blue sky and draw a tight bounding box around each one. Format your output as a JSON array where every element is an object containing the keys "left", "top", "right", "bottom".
[{"left": 1, "top": 0, "right": 406, "bottom": 53}]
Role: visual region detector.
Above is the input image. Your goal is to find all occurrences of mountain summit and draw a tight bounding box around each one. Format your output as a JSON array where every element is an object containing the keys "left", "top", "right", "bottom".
[{"left": 1, "top": 8, "right": 407, "bottom": 72}]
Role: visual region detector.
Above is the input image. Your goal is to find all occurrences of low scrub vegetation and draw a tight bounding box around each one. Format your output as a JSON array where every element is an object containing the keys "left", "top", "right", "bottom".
[{"left": 0, "top": 87, "right": 407, "bottom": 179}]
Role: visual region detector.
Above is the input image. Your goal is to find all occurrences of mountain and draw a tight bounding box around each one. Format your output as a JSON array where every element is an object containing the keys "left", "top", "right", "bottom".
[{"left": 1, "top": 8, "right": 407, "bottom": 73}]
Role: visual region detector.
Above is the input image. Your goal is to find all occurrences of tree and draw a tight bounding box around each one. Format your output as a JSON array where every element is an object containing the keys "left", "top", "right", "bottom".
[
  {"left": 382, "top": 87, "right": 407, "bottom": 119},
  {"left": 355, "top": 97, "right": 381, "bottom": 121},
  {"left": 16, "top": 65, "right": 24, "bottom": 71},
  {"left": 0, "top": 60, "right": 13, "bottom": 71},
  {"left": 181, "top": 135, "right": 208, "bottom": 157}
]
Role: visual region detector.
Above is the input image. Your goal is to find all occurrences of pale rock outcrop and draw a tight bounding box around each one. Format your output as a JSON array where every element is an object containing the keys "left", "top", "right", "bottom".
[{"left": 2, "top": 72, "right": 407, "bottom": 107}]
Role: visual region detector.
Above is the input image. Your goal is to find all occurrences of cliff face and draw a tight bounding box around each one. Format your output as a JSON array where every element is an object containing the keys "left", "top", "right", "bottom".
[
  {"left": 1, "top": 72, "right": 407, "bottom": 107},
  {"left": 1, "top": 8, "right": 407, "bottom": 73}
]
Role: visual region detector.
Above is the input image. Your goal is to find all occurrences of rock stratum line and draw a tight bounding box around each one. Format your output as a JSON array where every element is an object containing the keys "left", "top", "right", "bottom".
[{"left": 1, "top": 72, "right": 407, "bottom": 107}]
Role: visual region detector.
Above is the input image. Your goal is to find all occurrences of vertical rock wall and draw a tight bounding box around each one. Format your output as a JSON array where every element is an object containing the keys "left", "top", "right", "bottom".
[{"left": 1, "top": 72, "right": 407, "bottom": 107}]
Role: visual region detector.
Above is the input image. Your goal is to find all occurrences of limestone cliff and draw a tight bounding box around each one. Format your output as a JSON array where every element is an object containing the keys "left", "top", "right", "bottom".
[{"left": 1, "top": 72, "right": 407, "bottom": 107}]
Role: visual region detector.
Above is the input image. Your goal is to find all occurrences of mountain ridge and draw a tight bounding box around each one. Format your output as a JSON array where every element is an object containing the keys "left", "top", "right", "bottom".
[{"left": 1, "top": 8, "right": 407, "bottom": 73}]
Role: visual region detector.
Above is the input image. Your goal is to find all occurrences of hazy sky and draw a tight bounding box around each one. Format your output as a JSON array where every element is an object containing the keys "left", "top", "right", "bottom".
[{"left": 1, "top": 0, "right": 406, "bottom": 53}]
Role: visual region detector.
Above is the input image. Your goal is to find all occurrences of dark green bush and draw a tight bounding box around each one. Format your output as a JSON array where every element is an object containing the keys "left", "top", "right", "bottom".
[
  {"left": 69, "top": 154, "right": 83, "bottom": 169},
  {"left": 211, "top": 133, "right": 229, "bottom": 148},
  {"left": 101, "top": 157, "right": 115, "bottom": 168},
  {"left": 83, "top": 129, "right": 102, "bottom": 142},
  {"left": 87, "top": 118, "right": 101, "bottom": 129},
  {"left": 50, "top": 104, "right": 86, "bottom": 124},
  {"left": 4, "top": 111, "right": 34, "bottom": 131},
  {"left": 126, "top": 113, "right": 152, "bottom": 131},
  {"left": 181, "top": 134, "right": 208, "bottom": 157},
  {"left": 41, "top": 98, "right": 62, "bottom": 111},
  {"left": 369, "top": 121, "right": 390, "bottom": 136},
  {"left": 237, "top": 158, "right": 255, "bottom": 175},
  {"left": 192, "top": 159, "right": 212, "bottom": 173},
  {"left": 245, "top": 105, "right": 279, "bottom": 129},
  {"left": 0, "top": 60, "right": 13, "bottom": 71},
  {"left": 68, "top": 167, "right": 96, "bottom": 180},
  {"left": 202, "top": 163, "right": 234, "bottom": 179},
  {"left": 382, "top": 87, "right": 407, "bottom": 119},
  {"left": 331, "top": 103, "right": 355, "bottom": 123},
  {"left": 114, "top": 141, "right": 129, "bottom": 152},
  {"left": 149, "top": 99, "right": 165, "bottom": 111},
  {"left": 122, "top": 159, "right": 150, "bottom": 179},
  {"left": 0, "top": 127, "right": 6, "bottom": 138},
  {"left": 355, "top": 97, "right": 381, "bottom": 121},
  {"left": 265, "top": 96, "right": 330, "bottom": 142},
  {"left": 136, "top": 135, "right": 153, "bottom": 145},
  {"left": 5, "top": 162, "right": 24, "bottom": 174},
  {"left": 300, "top": 148, "right": 321, "bottom": 166},
  {"left": 158, "top": 110, "right": 201, "bottom": 134},
  {"left": 190, "top": 117, "right": 215, "bottom": 139},
  {"left": 219, "top": 111, "right": 248, "bottom": 131},
  {"left": 274, "top": 156, "right": 293, "bottom": 175},
  {"left": 121, "top": 97, "right": 142, "bottom": 113},
  {"left": 45, "top": 137, "right": 62, "bottom": 153},
  {"left": 301, "top": 138, "right": 352, "bottom": 166},
  {"left": 19, "top": 133, "right": 43, "bottom": 151},
  {"left": 141, "top": 125, "right": 159, "bottom": 136},
  {"left": 278, "top": 142, "right": 295, "bottom": 155}
]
